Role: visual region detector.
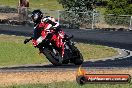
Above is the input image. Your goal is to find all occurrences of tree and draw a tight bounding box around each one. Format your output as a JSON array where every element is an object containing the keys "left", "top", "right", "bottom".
[
  {"left": 106, "top": 0, "right": 132, "bottom": 15},
  {"left": 105, "top": 0, "right": 132, "bottom": 26},
  {"left": 57, "top": 0, "right": 94, "bottom": 12},
  {"left": 57, "top": 0, "right": 97, "bottom": 29},
  {"left": 95, "top": 0, "right": 108, "bottom": 6}
]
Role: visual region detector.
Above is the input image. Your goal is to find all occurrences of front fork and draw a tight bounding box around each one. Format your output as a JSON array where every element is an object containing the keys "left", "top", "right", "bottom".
[
  {"left": 49, "top": 42, "right": 64, "bottom": 59},
  {"left": 61, "top": 43, "right": 64, "bottom": 58}
]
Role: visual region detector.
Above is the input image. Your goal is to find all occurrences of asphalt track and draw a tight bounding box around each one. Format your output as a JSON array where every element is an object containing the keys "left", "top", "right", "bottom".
[{"left": 0, "top": 24, "right": 132, "bottom": 71}]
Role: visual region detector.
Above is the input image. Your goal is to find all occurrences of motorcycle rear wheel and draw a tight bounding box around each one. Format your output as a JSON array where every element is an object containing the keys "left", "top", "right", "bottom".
[{"left": 71, "top": 45, "right": 84, "bottom": 65}]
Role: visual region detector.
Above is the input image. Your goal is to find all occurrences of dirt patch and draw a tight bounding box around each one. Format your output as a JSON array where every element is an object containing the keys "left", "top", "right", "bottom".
[
  {"left": 0, "top": 68, "right": 132, "bottom": 87},
  {"left": 0, "top": 13, "right": 19, "bottom": 20},
  {"left": 95, "top": 22, "right": 129, "bottom": 29},
  {"left": 0, "top": 71, "right": 76, "bottom": 87}
]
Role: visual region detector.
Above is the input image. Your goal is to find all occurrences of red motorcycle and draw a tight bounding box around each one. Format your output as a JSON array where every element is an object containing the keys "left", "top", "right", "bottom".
[{"left": 24, "top": 28, "right": 83, "bottom": 66}]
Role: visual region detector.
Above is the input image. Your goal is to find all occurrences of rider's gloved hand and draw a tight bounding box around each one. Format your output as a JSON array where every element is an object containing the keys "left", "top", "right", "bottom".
[
  {"left": 24, "top": 37, "right": 33, "bottom": 44},
  {"left": 52, "top": 27, "right": 57, "bottom": 30},
  {"left": 24, "top": 39, "right": 30, "bottom": 44},
  {"left": 51, "top": 26, "right": 61, "bottom": 32}
]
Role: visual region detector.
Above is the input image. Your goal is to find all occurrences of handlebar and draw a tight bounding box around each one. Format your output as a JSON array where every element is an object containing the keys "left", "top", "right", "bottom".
[{"left": 24, "top": 37, "right": 33, "bottom": 44}]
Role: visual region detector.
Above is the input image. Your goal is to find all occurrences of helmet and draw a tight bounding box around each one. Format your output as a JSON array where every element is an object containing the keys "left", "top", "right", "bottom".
[{"left": 31, "top": 9, "right": 43, "bottom": 23}]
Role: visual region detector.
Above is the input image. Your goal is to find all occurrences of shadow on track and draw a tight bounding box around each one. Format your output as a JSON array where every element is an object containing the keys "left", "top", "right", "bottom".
[
  {"left": 0, "top": 64, "right": 79, "bottom": 71},
  {"left": 0, "top": 56, "right": 132, "bottom": 71}
]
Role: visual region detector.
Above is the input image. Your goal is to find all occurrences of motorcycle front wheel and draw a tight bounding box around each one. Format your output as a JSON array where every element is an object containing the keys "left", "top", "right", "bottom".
[{"left": 42, "top": 48, "right": 62, "bottom": 66}]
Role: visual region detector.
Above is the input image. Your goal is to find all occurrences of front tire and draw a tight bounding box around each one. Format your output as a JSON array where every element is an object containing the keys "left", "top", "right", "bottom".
[{"left": 42, "top": 48, "right": 62, "bottom": 66}]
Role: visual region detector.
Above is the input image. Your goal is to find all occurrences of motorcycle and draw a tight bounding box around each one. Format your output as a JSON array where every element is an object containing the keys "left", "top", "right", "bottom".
[{"left": 24, "top": 28, "right": 83, "bottom": 66}]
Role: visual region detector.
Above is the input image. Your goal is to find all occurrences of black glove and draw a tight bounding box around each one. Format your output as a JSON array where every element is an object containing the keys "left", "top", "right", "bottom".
[
  {"left": 24, "top": 37, "right": 33, "bottom": 44},
  {"left": 52, "top": 26, "right": 61, "bottom": 32},
  {"left": 24, "top": 39, "right": 30, "bottom": 44}
]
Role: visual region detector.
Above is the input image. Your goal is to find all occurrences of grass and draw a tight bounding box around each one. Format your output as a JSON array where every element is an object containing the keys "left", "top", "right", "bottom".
[
  {"left": 75, "top": 43, "right": 118, "bottom": 60},
  {"left": 0, "top": 34, "right": 47, "bottom": 67},
  {"left": 0, "top": 34, "right": 118, "bottom": 67},
  {"left": 5, "top": 81, "right": 132, "bottom": 88},
  {"left": 0, "top": 0, "right": 63, "bottom": 10}
]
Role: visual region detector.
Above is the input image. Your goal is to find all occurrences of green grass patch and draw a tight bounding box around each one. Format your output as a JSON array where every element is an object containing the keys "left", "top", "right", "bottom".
[
  {"left": 76, "top": 43, "right": 118, "bottom": 60},
  {"left": 0, "top": 0, "right": 63, "bottom": 10},
  {"left": 6, "top": 81, "right": 132, "bottom": 88},
  {"left": 0, "top": 34, "right": 118, "bottom": 67},
  {"left": 0, "top": 35, "right": 47, "bottom": 67}
]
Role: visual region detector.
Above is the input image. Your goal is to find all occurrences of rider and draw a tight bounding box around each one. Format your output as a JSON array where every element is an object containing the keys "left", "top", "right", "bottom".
[{"left": 24, "top": 9, "right": 65, "bottom": 57}]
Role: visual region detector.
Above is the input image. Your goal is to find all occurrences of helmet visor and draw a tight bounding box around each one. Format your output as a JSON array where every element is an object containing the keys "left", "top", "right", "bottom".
[{"left": 31, "top": 13, "right": 38, "bottom": 22}]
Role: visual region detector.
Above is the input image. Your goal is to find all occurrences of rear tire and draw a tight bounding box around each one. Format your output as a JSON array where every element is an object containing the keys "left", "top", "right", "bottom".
[
  {"left": 42, "top": 48, "right": 62, "bottom": 66},
  {"left": 62, "top": 59, "right": 69, "bottom": 64},
  {"left": 74, "top": 54, "right": 83, "bottom": 65},
  {"left": 62, "top": 49, "right": 70, "bottom": 64},
  {"left": 71, "top": 45, "right": 84, "bottom": 65}
]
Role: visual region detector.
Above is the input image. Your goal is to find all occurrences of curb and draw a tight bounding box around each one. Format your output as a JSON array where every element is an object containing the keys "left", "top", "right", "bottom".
[
  {"left": 94, "top": 28, "right": 130, "bottom": 31},
  {"left": 85, "top": 48, "right": 132, "bottom": 62}
]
